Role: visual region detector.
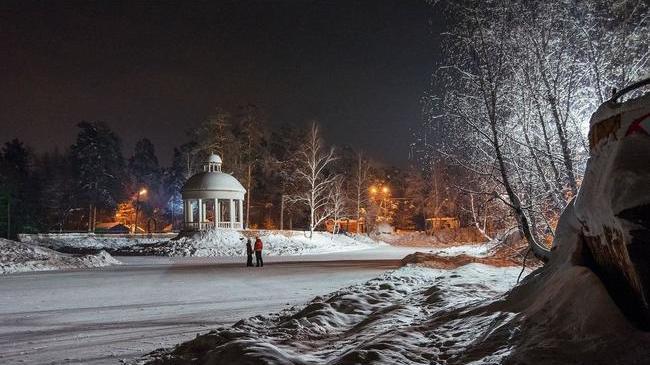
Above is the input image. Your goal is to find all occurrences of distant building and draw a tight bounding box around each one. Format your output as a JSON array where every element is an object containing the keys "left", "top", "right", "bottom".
[
  {"left": 94, "top": 222, "right": 130, "bottom": 234},
  {"left": 425, "top": 217, "right": 460, "bottom": 235},
  {"left": 325, "top": 218, "right": 365, "bottom": 234},
  {"left": 181, "top": 154, "right": 246, "bottom": 231}
]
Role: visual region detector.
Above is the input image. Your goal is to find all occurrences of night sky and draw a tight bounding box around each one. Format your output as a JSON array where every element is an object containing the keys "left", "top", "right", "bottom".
[{"left": 0, "top": 1, "right": 441, "bottom": 167}]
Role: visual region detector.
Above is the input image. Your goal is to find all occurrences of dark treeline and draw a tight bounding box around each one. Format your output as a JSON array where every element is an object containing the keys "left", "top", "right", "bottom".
[{"left": 0, "top": 105, "right": 450, "bottom": 238}]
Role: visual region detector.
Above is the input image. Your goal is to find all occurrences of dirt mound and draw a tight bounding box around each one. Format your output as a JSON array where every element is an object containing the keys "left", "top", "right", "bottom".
[
  {"left": 379, "top": 228, "right": 488, "bottom": 247},
  {"left": 401, "top": 251, "right": 520, "bottom": 269}
]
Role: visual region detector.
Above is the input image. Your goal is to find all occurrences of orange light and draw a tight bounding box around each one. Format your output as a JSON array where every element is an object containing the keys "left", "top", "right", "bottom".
[
  {"left": 139, "top": 188, "right": 147, "bottom": 195},
  {"left": 370, "top": 186, "right": 378, "bottom": 194},
  {"left": 382, "top": 186, "right": 389, "bottom": 194}
]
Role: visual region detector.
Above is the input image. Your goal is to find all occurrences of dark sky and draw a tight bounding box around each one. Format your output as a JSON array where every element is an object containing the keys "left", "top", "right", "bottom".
[{"left": 0, "top": 1, "right": 441, "bottom": 167}]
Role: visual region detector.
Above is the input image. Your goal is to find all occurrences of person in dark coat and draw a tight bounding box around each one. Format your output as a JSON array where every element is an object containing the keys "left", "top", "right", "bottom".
[
  {"left": 254, "top": 236, "right": 264, "bottom": 267},
  {"left": 245, "top": 238, "right": 254, "bottom": 267}
]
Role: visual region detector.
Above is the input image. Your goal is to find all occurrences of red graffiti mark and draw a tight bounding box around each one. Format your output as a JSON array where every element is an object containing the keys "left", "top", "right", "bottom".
[{"left": 626, "top": 112, "right": 650, "bottom": 136}]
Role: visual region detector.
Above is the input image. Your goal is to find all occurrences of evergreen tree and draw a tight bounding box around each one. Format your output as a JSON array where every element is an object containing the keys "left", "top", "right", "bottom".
[
  {"left": 163, "top": 147, "right": 187, "bottom": 229},
  {"left": 128, "top": 138, "right": 162, "bottom": 227},
  {"left": 37, "top": 150, "right": 77, "bottom": 232},
  {"left": 232, "top": 104, "right": 267, "bottom": 228},
  {"left": 193, "top": 107, "right": 235, "bottom": 163},
  {"left": 128, "top": 138, "right": 161, "bottom": 192},
  {"left": 0, "top": 139, "right": 41, "bottom": 237},
  {"left": 70, "top": 121, "right": 125, "bottom": 230}
]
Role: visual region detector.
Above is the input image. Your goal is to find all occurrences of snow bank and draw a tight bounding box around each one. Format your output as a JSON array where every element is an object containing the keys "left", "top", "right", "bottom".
[
  {"left": 429, "top": 242, "right": 496, "bottom": 257},
  {"left": 19, "top": 232, "right": 175, "bottom": 252},
  {"left": 378, "top": 228, "right": 487, "bottom": 246},
  {"left": 113, "top": 230, "right": 385, "bottom": 257},
  {"left": 141, "top": 263, "right": 528, "bottom": 364},
  {"left": 0, "top": 238, "right": 121, "bottom": 274}
]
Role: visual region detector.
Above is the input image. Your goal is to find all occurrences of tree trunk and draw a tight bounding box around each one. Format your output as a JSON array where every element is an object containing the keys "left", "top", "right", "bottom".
[
  {"left": 489, "top": 116, "right": 550, "bottom": 261},
  {"left": 246, "top": 163, "right": 252, "bottom": 229}
]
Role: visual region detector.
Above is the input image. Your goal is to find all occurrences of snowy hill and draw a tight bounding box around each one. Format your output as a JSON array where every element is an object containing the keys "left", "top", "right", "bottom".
[
  {"left": 19, "top": 230, "right": 385, "bottom": 257},
  {"left": 118, "top": 230, "right": 385, "bottom": 257},
  {"left": 0, "top": 238, "right": 121, "bottom": 274}
]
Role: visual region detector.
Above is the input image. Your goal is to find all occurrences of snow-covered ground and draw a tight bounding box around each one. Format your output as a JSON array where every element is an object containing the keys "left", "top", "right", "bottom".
[
  {"left": 0, "top": 238, "right": 121, "bottom": 275},
  {"left": 426, "top": 241, "right": 496, "bottom": 257},
  {"left": 20, "top": 230, "right": 385, "bottom": 257},
  {"left": 0, "top": 249, "right": 410, "bottom": 365},
  {"left": 0, "top": 234, "right": 525, "bottom": 364},
  {"left": 142, "top": 262, "right": 529, "bottom": 364}
]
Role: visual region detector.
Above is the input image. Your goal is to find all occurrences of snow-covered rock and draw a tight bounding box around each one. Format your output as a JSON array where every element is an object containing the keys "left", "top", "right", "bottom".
[
  {"left": 0, "top": 238, "right": 121, "bottom": 274},
  {"left": 572, "top": 91, "right": 650, "bottom": 323}
]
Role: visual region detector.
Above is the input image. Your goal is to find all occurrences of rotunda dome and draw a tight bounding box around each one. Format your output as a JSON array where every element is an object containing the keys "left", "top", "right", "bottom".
[{"left": 181, "top": 155, "right": 246, "bottom": 200}]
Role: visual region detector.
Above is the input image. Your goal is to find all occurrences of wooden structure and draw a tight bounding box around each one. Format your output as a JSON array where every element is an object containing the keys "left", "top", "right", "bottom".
[
  {"left": 425, "top": 217, "right": 460, "bottom": 235},
  {"left": 94, "top": 222, "right": 130, "bottom": 234},
  {"left": 325, "top": 218, "right": 365, "bottom": 234}
]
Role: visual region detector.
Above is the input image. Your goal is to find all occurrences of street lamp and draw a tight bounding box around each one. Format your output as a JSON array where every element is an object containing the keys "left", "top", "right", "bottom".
[
  {"left": 133, "top": 188, "right": 147, "bottom": 234},
  {"left": 369, "top": 184, "right": 391, "bottom": 222}
]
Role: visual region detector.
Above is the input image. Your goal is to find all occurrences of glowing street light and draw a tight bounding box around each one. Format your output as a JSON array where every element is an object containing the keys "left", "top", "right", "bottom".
[{"left": 133, "top": 187, "right": 148, "bottom": 234}]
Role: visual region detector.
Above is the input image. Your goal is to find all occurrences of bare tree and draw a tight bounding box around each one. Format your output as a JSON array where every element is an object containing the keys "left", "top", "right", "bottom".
[
  {"left": 353, "top": 151, "right": 370, "bottom": 233},
  {"left": 291, "top": 123, "right": 338, "bottom": 238},
  {"left": 416, "top": 0, "right": 648, "bottom": 260},
  {"left": 329, "top": 177, "right": 348, "bottom": 234}
]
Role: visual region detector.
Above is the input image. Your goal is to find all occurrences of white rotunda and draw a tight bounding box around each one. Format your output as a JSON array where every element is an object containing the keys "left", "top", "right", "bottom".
[{"left": 181, "top": 154, "right": 246, "bottom": 230}]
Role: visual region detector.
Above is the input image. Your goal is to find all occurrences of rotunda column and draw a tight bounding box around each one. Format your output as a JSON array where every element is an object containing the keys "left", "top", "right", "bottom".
[
  {"left": 187, "top": 200, "right": 194, "bottom": 223},
  {"left": 214, "top": 198, "right": 220, "bottom": 228},
  {"left": 229, "top": 199, "right": 235, "bottom": 229},
  {"left": 239, "top": 199, "right": 244, "bottom": 229},
  {"left": 197, "top": 198, "right": 203, "bottom": 229},
  {"left": 183, "top": 200, "right": 192, "bottom": 223}
]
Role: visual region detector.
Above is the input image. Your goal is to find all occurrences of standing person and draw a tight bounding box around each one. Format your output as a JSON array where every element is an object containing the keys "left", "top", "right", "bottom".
[
  {"left": 254, "top": 236, "right": 264, "bottom": 267},
  {"left": 245, "top": 238, "right": 254, "bottom": 267}
]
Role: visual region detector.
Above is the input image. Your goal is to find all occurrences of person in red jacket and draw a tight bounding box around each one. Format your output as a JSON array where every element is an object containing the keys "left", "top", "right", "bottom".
[{"left": 254, "top": 236, "right": 264, "bottom": 267}]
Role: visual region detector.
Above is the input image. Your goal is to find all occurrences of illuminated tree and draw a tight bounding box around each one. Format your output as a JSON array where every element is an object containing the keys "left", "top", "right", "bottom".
[{"left": 290, "top": 122, "right": 338, "bottom": 238}]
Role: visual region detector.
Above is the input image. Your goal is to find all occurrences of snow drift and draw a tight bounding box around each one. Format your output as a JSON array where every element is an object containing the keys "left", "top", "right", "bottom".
[
  {"left": 126, "top": 230, "right": 384, "bottom": 257},
  {"left": 0, "top": 238, "right": 121, "bottom": 274},
  {"left": 141, "top": 263, "right": 527, "bottom": 365},
  {"left": 18, "top": 232, "right": 175, "bottom": 253},
  {"left": 19, "top": 230, "right": 384, "bottom": 257}
]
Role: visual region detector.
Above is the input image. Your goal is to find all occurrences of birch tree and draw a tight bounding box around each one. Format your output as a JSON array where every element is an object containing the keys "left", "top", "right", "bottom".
[
  {"left": 417, "top": 0, "right": 648, "bottom": 259},
  {"left": 292, "top": 123, "right": 338, "bottom": 238},
  {"left": 353, "top": 151, "right": 370, "bottom": 233},
  {"left": 329, "top": 177, "right": 348, "bottom": 234}
]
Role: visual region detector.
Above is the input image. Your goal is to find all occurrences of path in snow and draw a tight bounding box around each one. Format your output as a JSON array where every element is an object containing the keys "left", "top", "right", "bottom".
[{"left": 0, "top": 246, "right": 424, "bottom": 365}]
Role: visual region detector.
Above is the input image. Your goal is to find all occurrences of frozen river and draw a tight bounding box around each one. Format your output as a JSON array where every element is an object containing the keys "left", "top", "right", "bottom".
[{"left": 0, "top": 246, "right": 420, "bottom": 364}]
